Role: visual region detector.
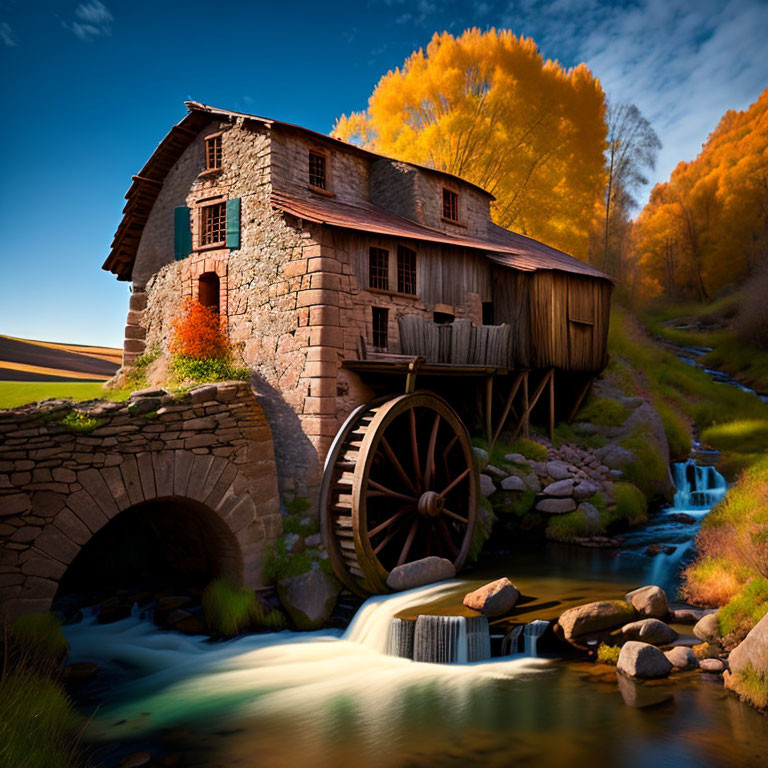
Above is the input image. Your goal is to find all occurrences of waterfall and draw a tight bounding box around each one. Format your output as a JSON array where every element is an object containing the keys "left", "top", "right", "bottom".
[
  {"left": 672, "top": 459, "right": 727, "bottom": 510},
  {"left": 387, "top": 618, "right": 415, "bottom": 659},
  {"left": 501, "top": 625, "right": 524, "bottom": 655},
  {"left": 388, "top": 615, "right": 491, "bottom": 664},
  {"left": 522, "top": 621, "right": 549, "bottom": 657}
]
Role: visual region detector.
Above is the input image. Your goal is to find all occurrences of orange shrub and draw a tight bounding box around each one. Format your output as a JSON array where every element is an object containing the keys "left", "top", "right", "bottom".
[{"left": 169, "top": 299, "right": 229, "bottom": 360}]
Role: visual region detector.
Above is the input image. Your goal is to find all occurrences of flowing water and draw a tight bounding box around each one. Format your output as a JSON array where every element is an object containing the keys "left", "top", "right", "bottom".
[{"left": 62, "top": 459, "right": 768, "bottom": 768}]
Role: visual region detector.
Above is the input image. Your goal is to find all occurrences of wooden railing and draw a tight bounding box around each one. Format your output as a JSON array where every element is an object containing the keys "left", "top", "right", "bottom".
[{"left": 398, "top": 316, "right": 524, "bottom": 368}]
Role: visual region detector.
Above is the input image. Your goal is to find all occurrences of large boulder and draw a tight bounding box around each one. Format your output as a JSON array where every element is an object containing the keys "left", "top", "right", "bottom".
[
  {"left": 386, "top": 556, "right": 456, "bottom": 591},
  {"left": 665, "top": 646, "right": 699, "bottom": 670},
  {"left": 277, "top": 568, "right": 341, "bottom": 631},
  {"left": 625, "top": 585, "right": 669, "bottom": 619},
  {"left": 621, "top": 618, "right": 678, "bottom": 645},
  {"left": 694, "top": 611, "right": 721, "bottom": 643},
  {"left": 617, "top": 641, "right": 673, "bottom": 679},
  {"left": 724, "top": 610, "right": 768, "bottom": 704},
  {"left": 558, "top": 600, "right": 636, "bottom": 640},
  {"left": 463, "top": 577, "right": 519, "bottom": 617}
]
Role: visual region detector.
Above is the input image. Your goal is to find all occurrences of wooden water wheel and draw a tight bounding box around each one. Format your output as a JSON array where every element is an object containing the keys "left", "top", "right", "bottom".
[{"left": 320, "top": 392, "right": 478, "bottom": 595}]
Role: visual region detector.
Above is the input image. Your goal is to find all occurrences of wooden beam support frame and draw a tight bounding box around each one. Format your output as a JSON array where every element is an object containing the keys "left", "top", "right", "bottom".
[
  {"left": 568, "top": 376, "right": 595, "bottom": 424},
  {"left": 511, "top": 369, "right": 553, "bottom": 441},
  {"left": 522, "top": 372, "right": 530, "bottom": 439},
  {"left": 485, "top": 376, "right": 493, "bottom": 443},
  {"left": 404, "top": 356, "right": 425, "bottom": 394},
  {"left": 489, "top": 371, "right": 525, "bottom": 451},
  {"left": 549, "top": 369, "right": 556, "bottom": 444}
]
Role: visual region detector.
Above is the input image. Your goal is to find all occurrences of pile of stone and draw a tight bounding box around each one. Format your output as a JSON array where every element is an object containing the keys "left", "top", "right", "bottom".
[
  {"left": 476, "top": 440, "right": 622, "bottom": 545},
  {"left": 555, "top": 584, "right": 729, "bottom": 680}
]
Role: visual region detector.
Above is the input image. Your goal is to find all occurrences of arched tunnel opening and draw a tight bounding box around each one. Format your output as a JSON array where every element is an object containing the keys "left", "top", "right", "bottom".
[{"left": 52, "top": 496, "right": 242, "bottom": 620}]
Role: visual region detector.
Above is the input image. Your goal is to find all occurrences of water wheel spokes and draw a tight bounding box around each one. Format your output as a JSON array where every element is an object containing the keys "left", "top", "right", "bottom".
[{"left": 321, "top": 392, "right": 478, "bottom": 594}]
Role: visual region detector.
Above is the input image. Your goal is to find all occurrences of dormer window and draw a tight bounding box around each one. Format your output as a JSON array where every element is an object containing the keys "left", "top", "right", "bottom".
[
  {"left": 204, "top": 134, "right": 222, "bottom": 171},
  {"left": 442, "top": 188, "right": 459, "bottom": 222},
  {"left": 309, "top": 150, "right": 327, "bottom": 190}
]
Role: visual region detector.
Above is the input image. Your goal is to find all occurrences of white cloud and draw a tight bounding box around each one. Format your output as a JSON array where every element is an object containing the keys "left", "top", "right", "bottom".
[
  {"left": 67, "top": 1, "right": 113, "bottom": 41},
  {"left": 0, "top": 21, "right": 17, "bottom": 46}
]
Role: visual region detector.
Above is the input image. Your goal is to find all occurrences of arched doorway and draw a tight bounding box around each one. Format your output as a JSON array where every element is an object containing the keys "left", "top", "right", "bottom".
[
  {"left": 53, "top": 496, "right": 242, "bottom": 610},
  {"left": 198, "top": 272, "right": 220, "bottom": 314}
]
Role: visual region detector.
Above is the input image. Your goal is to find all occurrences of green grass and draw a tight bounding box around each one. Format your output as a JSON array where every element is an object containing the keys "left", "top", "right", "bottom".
[
  {"left": 611, "top": 482, "right": 648, "bottom": 526},
  {"left": 0, "top": 667, "right": 87, "bottom": 768},
  {"left": 701, "top": 420, "right": 768, "bottom": 454},
  {"left": 731, "top": 663, "right": 768, "bottom": 710},
  {"left": 60, "top": 411, "right": 106, "bottom": 434},
  {"left": 9, "top": 614, "right": 68, "bottom": 665},
  {"left": 263, "top": 609, "right": 288, "bottom": 631},
  {"left": 201, "top": 578, "right": 264, "bottom": 636},
  {"left": 472, "top": 436, "right": 547, "bottom": 467},
  {"left": 0, "top": 381, "right": 106, "bottom": 409},
  {"left": 575, "top": 397, "right": 630, "bottom": 427},
  {"left": 264, "top": 538, "right": 332, "bottom": 582},
  {"left": 718, "top": 577, "right": 768, "bottom": 638},
  {"left": 169, "top": 355, "right": 250, "bottom": 385},
  {"left": 545, "top": 507, "right": 602, "bottom": 542}
]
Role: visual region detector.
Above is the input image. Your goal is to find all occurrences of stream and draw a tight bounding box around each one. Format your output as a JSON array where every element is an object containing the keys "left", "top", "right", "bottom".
[{"left": 62, "top": 458, "right": 768, "bottom": 768}]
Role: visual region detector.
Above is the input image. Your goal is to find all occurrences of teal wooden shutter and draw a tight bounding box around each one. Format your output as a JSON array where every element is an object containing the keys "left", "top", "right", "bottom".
[
  {"left": 226, "top": 198, "right": 241, "bottom": 249},
  {"left": 174, "top": 206, "right": 191, "bottom": 260}
]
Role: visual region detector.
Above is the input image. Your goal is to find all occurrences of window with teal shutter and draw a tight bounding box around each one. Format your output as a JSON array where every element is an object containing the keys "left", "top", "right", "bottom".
[
  {"left": 174, "top": 206, "right": 192, "bottom": 260},
  {"left": 226, "top": 198, "right": 241, "bottom": 249}
]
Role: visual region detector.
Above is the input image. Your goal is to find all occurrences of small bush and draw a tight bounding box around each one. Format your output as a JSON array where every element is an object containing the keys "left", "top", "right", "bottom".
[
  {"left": 681, "top": 556, "right": 752, "bottom": 606},
  {"left": 9, "top": 613, "right": 68, "bottom": 666},
  {"left": 282, "top": 499, "right": 317, "bottom": 537},
  {"left": 264, "top": 539, "right": 331, "bottom": 582},
  {"left": 263, "top": 609, "right": 288, "bottom": 631},
  {"left": 202, "top": 578, "right": 264, "bottom": 636},
  {"left": 596, "top": 643, "right": 621, "bottom": 664},
  {"left": 731, "top": 663, "right": 768, "bottom": 711},
  {"left": 169, "top": 355, "right": 250, "bottom": 385},
  {"left": 611, "top": 482, "right": 648, "bottom": 525},
  {"left": 170, "top": 298, "right": 230, "bottom": 360},
  {"left": 545, "top": 508, "right": 603, "bottom": 542},
  {"left": 718, "top": 577, "right": 768, "bottom": 638},
  {"left": 576, "top": 397, "right": 630, "bottom": 427},
  {"left": 59, "top": 410, "right": 106, "bottom": 434}
]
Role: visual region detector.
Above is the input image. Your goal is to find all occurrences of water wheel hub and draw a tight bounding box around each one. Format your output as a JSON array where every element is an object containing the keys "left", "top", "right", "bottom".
[{"left": 418, "top": 490, "right": 444, "bottom": 517}]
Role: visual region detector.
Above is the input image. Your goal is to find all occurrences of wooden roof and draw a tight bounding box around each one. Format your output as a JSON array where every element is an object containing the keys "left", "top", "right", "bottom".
[
  {"left": 272, "top": 191, "right": 611, "bottom": 281},
  {"left": 103, "top": 102, "right": 610, "bottom": 283}
]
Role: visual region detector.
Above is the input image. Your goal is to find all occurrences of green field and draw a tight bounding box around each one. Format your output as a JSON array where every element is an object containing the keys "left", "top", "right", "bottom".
[{"left": 0, "top": 381, "right": 106, "bottom": 410}]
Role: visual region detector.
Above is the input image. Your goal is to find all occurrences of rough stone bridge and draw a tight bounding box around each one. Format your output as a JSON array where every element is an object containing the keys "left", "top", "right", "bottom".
[{"left": 0, "top": 381, "right": 281, "bottom": 620}]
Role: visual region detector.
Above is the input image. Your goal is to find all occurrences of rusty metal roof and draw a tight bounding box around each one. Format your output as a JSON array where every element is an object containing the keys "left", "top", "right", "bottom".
[{"left": 271, "top": 191, "right": 611, "bottom": 281}]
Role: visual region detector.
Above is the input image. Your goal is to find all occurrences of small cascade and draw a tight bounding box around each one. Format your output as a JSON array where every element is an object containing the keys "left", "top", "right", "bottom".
[
  {"left": 387, "top": 618, "right": 415, "bottom": 659},
  {"left": 522, "top": 620, "right": 549, "bottom": 657},
  {"left": 501, "top": 625, "right": 524, "bottom": 656},
  {"left": 672, "top": 459, "right": 727, "bottom": 509}
]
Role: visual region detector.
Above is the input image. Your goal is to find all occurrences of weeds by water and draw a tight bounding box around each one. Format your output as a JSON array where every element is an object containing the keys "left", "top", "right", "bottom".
[{"left": 201, "top": 578, "right": 264, "bottom": 636}]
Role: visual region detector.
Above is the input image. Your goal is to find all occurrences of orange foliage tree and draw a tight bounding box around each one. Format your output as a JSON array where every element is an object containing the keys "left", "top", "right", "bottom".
[
  {"left": 633, "top": 87, "right": 768, "bottom": 301},
  {"left": 170, "top": 298, "right": 229, "bottom": 360},
  {"left": 332, "top": 29, "right": 607, "bottom": 261}
]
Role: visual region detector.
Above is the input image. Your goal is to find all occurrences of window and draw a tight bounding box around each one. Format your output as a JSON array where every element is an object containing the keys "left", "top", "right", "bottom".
[
  {"left": 482, "top": 301, "right": 495, "bottom": 325},
  {"left": 372, "top": 307, "right": 389, "bottom": 349},
  {"left": 369, "top": 247, "right": 389, "bottom": 290},
  {"left": 198, "top": 272, "right": 220, "bottom": 314},
  {"left": 397, "top": 246, "right": 417, "bottom": 295},
  {"left": 200, "top": 203, "right": 227, "bottom": 248},
  {"left": 204, "top": 134, "right": 222, "bottom": 171},
  {"left": 442, "top": 188, "right": 459, "bottom": 222},
  {"left": 309, "top": 150, "right": 327, "bottom": 190}
]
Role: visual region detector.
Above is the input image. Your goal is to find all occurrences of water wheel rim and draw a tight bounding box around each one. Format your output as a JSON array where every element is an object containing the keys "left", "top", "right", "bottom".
[{"left": 352, "top": 392, "right": 477, "bottom": 592}]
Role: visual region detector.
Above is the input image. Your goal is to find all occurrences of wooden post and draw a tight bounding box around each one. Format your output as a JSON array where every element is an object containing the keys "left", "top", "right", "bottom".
[
  {"left": 485, "top": 375, "right": 493, "bottom": 444},
  {"left": 490, "top": 372, "right": 524, "bottom": 450},
  {"left": 522, "top": 371, "right": 529, "bottom": 439},
  {"left": 568, "top": 376, "right": 595, "bottom": 424},
  {"left": 511, "top": 370, "right": 551, "bottom": 441},
  {"left": 549, "top": 368, "right": 555, "bottom": 444}
]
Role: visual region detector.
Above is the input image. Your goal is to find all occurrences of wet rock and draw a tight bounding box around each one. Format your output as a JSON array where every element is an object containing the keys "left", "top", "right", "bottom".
[
  {"left": 155, "top": 595, "right": 191, "bottom": 613},
  {"left": 621, "top": 619, "right": 678, "bottom": 645},
  {"left": 669, "top": 512, "right": 697, "bottom": 524},
  {"left": 665, "top": 646, "right": 699, "bottom": 670},
  {"left": 700, "top": 657, "right": 726, "bottom": 673},
  {"left": 541, "top": 479, "right": 575, "bottom": 497},
  {"left": 98, "top": 598, "right": 132, "bottom": 624},
  {"left": 725, "top": 610, "right": 768, "bottom": 695},
  {"left": 670, "top": 608, "right": 711, "bottom": 624},
  {"left": 644, "top": 543, "right": 677, "bottom": 556},
  {"left": 536, "top": 497, "right": 577, "bottom": 514},
  {"left": 386, "top": 556, "right": 456, "bottom": 591},
  {"left": 479, "top": 474, "right": 497, "bottom": 497},
  {"left": 558, "top": 600, "right": 636, "bottom": 640},
  {"left": 617, "top": 641, "right": 673, "bottom": 679},
  {"left": 546, "top": 461, "right": 571, "bottom": 480},
  {"left": 625, "top": 585, "right": 669, "bottom": 619},
  {"left": 278, "top": 568, "right": 341, "bottom": 630},
  {"left": 484, "top": 464, "right": 509, "bottom": 481},
  {"left": 463, "top": 577, "right": 519, "bottom": 617},
  {"left": 500, "top": 475, "right": 526, "bottom": 492},
  {"left": 694, "top": 611, "right": 721, "bottom": 643}
]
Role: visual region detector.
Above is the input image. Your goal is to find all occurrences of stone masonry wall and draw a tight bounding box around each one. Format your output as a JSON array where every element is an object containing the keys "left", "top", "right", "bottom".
[{"left": 0, "top": 382, "right": 281, "bottom": 622}]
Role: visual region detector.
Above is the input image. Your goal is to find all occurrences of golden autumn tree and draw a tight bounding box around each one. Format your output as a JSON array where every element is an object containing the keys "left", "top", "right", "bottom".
[
  {"left": 633, "top": 87, "right": 768, "bottom": 301},
  {"left": 332, "top": 29, "right": 607, "bottom": 261}
]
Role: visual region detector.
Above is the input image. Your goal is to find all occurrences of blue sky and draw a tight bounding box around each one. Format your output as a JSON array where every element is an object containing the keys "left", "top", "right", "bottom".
[{"left": 1, "top": 0, "right": 767, "bottom": 348}]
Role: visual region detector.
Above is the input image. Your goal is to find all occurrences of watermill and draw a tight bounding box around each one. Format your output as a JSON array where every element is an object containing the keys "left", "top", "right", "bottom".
[{"left": 320, "top": 392, "right": 478, "bottom": 595}]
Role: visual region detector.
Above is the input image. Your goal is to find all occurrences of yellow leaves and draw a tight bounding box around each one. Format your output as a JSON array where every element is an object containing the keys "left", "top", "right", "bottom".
[
  {"left": 634, "top": 86, "right": 768, "bottom": 300},
  {"left": 331, "top": 28, "right": 607, "bottom": 261}
]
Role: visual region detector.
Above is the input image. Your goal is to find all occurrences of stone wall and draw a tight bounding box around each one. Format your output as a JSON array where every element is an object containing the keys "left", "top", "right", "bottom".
[{"left": 0, "top": 382, "right": 281, "bottom": 622}]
